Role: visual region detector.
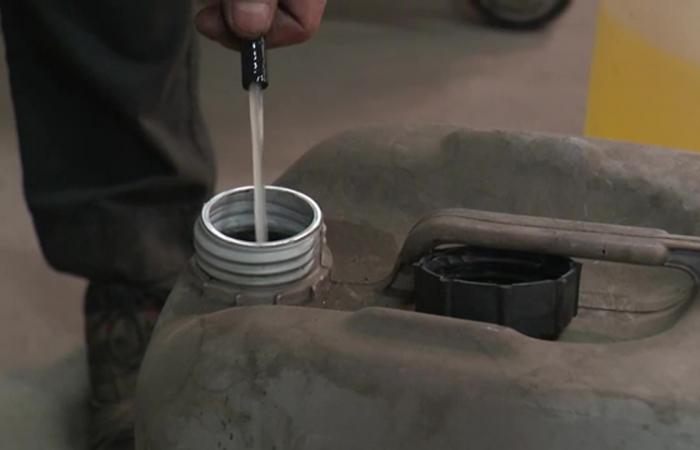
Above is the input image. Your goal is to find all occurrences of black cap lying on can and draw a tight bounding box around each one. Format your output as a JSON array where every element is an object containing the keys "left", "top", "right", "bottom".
[
  {"left": 241, "top": 38, "right": 268, "bottom": 90},
  {"left": 413, "top": 247, "right": 581, "bottom": 340}
]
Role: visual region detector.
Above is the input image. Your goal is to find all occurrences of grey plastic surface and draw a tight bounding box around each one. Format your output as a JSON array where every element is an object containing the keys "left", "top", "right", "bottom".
[{"left": 137, "top": 127, "right": 700, "bottom": 449}]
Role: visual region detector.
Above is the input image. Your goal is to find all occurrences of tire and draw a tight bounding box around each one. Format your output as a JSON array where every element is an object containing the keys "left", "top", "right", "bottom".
[{"left": 472, "top": 0, "right": 571, "bottom": 30}]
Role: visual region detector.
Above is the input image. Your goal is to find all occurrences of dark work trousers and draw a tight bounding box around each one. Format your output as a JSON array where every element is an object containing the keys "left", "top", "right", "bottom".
[{"left": 0, "top": 0, "right": 216, "bottom": 288}]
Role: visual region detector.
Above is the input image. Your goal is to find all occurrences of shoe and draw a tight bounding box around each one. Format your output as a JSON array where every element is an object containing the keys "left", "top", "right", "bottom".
[{"left": 84, "top": 283, "right": 168, "bottom": 450}]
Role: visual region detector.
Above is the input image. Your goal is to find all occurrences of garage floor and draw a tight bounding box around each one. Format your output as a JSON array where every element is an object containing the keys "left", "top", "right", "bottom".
[{"left": 0, "top": 1, "right": 598, "bottom": 447}]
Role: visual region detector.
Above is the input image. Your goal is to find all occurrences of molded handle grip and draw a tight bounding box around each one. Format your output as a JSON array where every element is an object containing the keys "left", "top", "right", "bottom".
[{"left": 396, "top": 209, "right": 700, "bottom": 280}]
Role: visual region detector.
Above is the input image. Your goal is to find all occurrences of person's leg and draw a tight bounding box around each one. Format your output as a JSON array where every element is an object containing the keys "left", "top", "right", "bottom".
[
  {"left": 1, "top": 0, "right": 214, "bottom": 285},
  {"left": 0, "top": 0, "right": 214, "bottom": 447}
]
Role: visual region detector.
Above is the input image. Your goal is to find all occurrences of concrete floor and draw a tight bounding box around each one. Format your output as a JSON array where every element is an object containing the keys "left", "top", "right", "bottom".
[{"left": 0, "top": 0, "right": 598, "bottom": 447}]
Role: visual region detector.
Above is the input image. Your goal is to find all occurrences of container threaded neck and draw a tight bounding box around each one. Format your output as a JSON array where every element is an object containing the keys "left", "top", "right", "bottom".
[{"left": 194, "top": 186, "right": 324, "bottom": 287}]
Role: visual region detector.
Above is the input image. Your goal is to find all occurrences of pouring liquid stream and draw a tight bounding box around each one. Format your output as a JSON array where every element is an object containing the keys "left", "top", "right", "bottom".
[{"left": 249, "top": 83, "right": 268, "bottom": 243}]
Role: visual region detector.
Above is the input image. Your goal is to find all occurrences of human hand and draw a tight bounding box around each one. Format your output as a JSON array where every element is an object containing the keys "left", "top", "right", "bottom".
[{"left": 196, "top": 0, "right": 327, "bottom": 49}]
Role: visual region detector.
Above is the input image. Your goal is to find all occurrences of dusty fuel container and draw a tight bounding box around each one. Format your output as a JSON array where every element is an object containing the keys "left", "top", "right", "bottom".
[{"left": 136, "top": 127, "right": 700, "bottom": 450}]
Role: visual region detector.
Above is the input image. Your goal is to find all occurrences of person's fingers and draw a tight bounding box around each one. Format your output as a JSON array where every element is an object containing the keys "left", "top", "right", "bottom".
[
  {"left": 280, "top": 0, "right": 326, "bottom": 38},
  {"left": 195, "top": 2, "right": 238, "bottom": 49},
  {"left": 264, "top": 0, "right": 326, "bottom": 48},
  {"left": 222, "top": 0, "right": 278, "bottom": 40},
  {"left": 195, "top": 0, "right": 327, "bottom": 49}
]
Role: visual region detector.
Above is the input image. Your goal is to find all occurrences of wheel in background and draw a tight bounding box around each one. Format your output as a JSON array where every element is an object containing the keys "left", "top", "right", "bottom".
[{"left": 472, "top": 0, "right": 571, "bottom": 29}]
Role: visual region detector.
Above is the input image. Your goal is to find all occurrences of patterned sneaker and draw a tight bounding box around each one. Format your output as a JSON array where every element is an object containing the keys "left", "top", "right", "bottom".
[{"left": 84, "top": 283, "right": 168, "bottom": 450}]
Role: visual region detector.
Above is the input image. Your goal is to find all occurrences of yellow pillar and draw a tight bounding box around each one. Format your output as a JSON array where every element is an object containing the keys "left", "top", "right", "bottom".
[{"left": 586, "top": 0, "right": 700, "bottom": 151}]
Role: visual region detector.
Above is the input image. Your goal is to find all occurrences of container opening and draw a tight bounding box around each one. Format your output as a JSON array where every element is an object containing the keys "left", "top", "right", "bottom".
[
  {"left": 206, "top": 186, "right": 319, "bottom": 244},
  {"left": 195, "top": 185, "right": 327, "bottom": 288},
  {"left": 223, "top": 226, "right": 295, "bottom": 243}
]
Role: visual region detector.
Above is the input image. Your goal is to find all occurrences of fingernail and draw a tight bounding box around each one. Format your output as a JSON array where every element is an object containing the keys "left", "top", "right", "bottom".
[{"left": 229, "top": 1, "right": 272, "bottom": 36}]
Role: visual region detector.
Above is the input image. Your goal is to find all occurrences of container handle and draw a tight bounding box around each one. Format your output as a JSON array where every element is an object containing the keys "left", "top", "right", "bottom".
[{"left": 394, "top": 209, "right": 700, "bottom": 281}]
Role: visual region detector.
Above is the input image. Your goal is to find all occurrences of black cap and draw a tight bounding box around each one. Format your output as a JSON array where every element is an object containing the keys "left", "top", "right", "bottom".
[
  {"left": 414, "top": 247, "right": 581, "bottom": 340},
  {"left": 241, "top": 38, "right": 268, "bottom": 90}
]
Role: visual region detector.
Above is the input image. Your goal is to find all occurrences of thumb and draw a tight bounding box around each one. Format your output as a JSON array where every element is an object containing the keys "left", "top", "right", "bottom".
[{"left": 222, "top": 0, "right": 278, "bottom": 39}]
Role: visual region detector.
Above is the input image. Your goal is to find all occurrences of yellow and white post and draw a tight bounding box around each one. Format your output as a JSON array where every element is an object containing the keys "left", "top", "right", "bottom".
[{"left": 586, "top": 0, "right": 700, "bottom": 152}]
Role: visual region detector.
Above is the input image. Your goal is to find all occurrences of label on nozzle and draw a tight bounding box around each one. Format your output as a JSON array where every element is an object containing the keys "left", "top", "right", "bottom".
[{"left": 241, "top": 38, "right": 268, "bottom": 90}]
